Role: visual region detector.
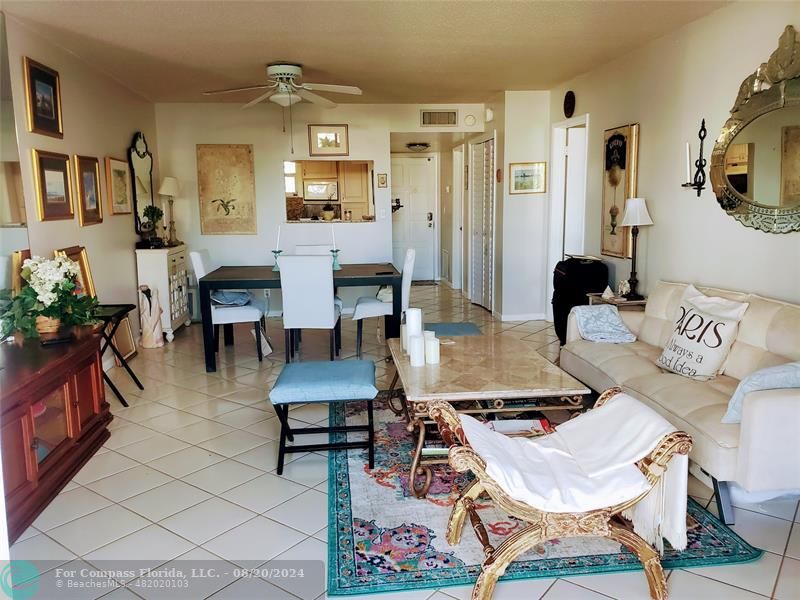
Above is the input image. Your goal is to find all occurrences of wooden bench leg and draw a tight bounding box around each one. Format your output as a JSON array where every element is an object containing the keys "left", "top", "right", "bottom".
[
  {"left": 284, "top": 329, "right": 292, "bottom": 363},
  {"left": 275, "top": 404, "right": 292, "bottom": 475},
  {"left": 356, "top": 319, "right": 363, "bottom": 359}
]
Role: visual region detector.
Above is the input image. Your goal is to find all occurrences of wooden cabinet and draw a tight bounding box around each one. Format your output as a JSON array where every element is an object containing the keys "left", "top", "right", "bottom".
[
  {"left": 340, "top": 161, "right": 372, "bottom": 220},
  {"left": 1, "top": 335, "right": 111, "bottom": 543},
  {"left": 302, "top": 160, "right": 338, "bottom": 179},
  {"left": 136, "top": 245, "right": 191, "bottom": 342}
]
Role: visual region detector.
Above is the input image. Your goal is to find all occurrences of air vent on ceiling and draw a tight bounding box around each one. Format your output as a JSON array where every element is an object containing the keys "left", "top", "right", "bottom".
[{"left": 420, "top": 109, "right": 458, "bottom": 127}]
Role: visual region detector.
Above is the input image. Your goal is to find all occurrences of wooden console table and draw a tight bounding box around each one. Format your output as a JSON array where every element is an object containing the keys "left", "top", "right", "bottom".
[{"left": 0, "top": 334, "right": 112, "bottom": 543}]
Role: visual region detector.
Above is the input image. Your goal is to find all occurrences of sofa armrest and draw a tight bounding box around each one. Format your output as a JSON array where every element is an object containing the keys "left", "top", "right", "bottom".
[
  {"left": 736, "top": 388, "right": 800, "bottom": 492},
  {"left": 566, "top": 310, "right": 581, "bottom": 343}
]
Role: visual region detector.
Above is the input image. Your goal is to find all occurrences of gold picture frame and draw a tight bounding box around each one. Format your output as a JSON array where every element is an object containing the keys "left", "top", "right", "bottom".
[
  {"left": 105, "top": 157, "right": 133, "bottom": 214},
  {"left": 601, "top": 123, "right": 639, "bottom": 258},
  {"left": 23, "top": 57, "right": 63, "bottom": 138},
  {"left": 75, "top": 155, "right": 103, "bottom": 226},
  {"left": 377, "top": 173, "right": 388, "bottom": 188},
  {"left": 55, "top": 245, "right": 95, "bottom": 298},
  {"left": 308, "top": 124, "right": 349, "bottom": 156},
  {"left": 32, "top": 149, "right": 73, "bottom": 221},
  {"left": 509, "top": 162, "right": 547, "bottom": 194},
  {"left": 111, "top": 316, "right": 137, "bottom": 366},
  {"left": 11, "top": 249, "right": 31, "bottom": 297}
]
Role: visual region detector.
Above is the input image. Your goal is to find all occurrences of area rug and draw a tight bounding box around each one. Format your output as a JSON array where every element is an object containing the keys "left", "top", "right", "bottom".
[
  {"left": 425, "top": 322, "right": 482, "bottom": 337},
  {"left": 327, "top": 396, "right": 762, "bottom": 596}
]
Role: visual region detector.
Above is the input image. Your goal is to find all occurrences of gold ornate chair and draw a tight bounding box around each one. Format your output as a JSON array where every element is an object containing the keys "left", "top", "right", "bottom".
[{"left": 428, "top": 387, "right": 693, "bottom": 600}]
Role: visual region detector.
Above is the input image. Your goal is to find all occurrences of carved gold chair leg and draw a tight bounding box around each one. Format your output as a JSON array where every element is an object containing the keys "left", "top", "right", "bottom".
[
  {"left": 446, "top": 479, "right": 484, "bottom": 545},
  {"left": 386, "top": 371, "right": 405, "bottom": 416},
  {"left": 608, "top": 524, "right": 668, "bottom": 600},
  {"left": 472, "top": 523, "right": 545, "bottom": 600}
]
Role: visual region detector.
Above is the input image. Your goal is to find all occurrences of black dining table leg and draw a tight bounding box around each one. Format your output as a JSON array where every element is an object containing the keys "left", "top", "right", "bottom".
[
  {"left": 200, "top": 282, "right": 217, "bottom": 372},
  {"left": 385, "top": 277, "right": 402, "bottom": 338}
]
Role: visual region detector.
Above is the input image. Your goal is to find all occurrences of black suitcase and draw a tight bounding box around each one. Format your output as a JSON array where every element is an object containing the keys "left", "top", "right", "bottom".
[{"left": 552, "top": 257, "right": 609, "bottom": 345}]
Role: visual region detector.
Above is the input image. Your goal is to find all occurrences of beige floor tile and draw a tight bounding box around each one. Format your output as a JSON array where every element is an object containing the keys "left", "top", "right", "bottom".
[
  {"left": 219, "top": 386, "right": 272, "bottom": 406},
  {"left": 210, "top": 577, "right": 298, "bottom": 599},
  {"left": 159, "top": 497, "right": 257, "bottom": 544},
  {"left": 668, "top": 570, "right": 766, "bottom": 600},
  {"left": 10, "top": 532, "right": 76, "bottom": 564},
  {"left": 203, "top": 515, "right": 305, "bottom": 567},
  {"left": 122, "top": 480, "right": 212, "bottom": 521},
  {"left": 564, "top": 570, "right": 665, "bottom": 600},
  {"left": 273, "top": 452, "right": 328, "bottom": 487},
  {"left": 167, "top": 419, "right": 235, "bottom": 444},
  {"left": 212, "top": 406, "right": 271, "bottom": 428},
  {"left": 786, "top": 526, "right": 800, "bottom": 560},
  {"left": 221, "top": 472, "right": 306, "bottom": 513},
  {"left": 441, "top": 578, "right": 556, "bottom": 600},
  {"left": 264, "top": 489, "right": 328, "bottom": 534},
  {"left": 181, "top": 459, "right": 264, "bottom": 495},
  {"left": 156, "top": 389, "right": 218, "bottom": 409},
  {"left": 73, "top": 451, "right": 139, "bottom": 485},
  {"left": 242, "top": 415, "right": 282, "bottom": 439},
  {"left": 147, "top": 446, "right": 226, "bottom": 478},
  {"left": 47, "top": 505, "right": 150, "bottom": 556},
  {"left": 686, "top": 550, "right": 782, "bottom": 596},
  {"left": 86, "top": 464, "right": 172, "bottom": 502},
  {"left": 230, "top": 440, "right": 285, "bottom": 470},
  {"left": 775, "top": 555, "right": 800, "bottom": 600},
  {"left": 133, "top": 547, "right": 240, "bottom": 599},
  {"left": 198, "top": 430, "right": 268, "bottom": 457},
  {"left": 103, "top": 422, "right": 159, "bottom": 449},
  {"left": 728, "top": 509, "right": 793, "bottom": 554},
  {"left": 183, "top": 398, "right": 244, "bottom": 418},
  {"left": 115, "top": 402, "right": 176, "bottom": 424},
  {"left": 540, "top": 579, "right": 608, "bottom": 599},
  {"left": 271, "top": 537, "right": 327, "bottom": 599},
  {"left": 289, "top": 403, "right": 330, "bottom": 424},
  {"left": 735, "top": 495, "right": 799, "bottom": 522},
  {"left": 114, "top": 433, "right": 190, "bottom": 463},
  {"left": 32, "top": 486, "right": 112, "bottom": 531},
  {"left": 137, "top": 410, "right": 205, "bottom": 433}
]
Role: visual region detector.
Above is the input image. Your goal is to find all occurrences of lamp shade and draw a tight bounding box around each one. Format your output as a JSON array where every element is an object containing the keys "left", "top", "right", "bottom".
[
  {"left": 158, "top": 177, "right": 180, "bottom": 197},
  {"left": 621, "top": 197, "right": 653, "bottom": 227}
]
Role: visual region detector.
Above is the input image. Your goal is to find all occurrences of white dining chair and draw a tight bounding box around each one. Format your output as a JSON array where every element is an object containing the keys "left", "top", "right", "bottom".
[
  {"left": 279, "top": 254, "right": 342, "bottom": 362},
  {"left": 293, "top": 244, "right": 344, "bottom": 311},
  {"left": 352, "top": 248, "right": 415, "bottom": 358},
  {"left": 189, "top": 249, "right": 270, "bottom": 360}
]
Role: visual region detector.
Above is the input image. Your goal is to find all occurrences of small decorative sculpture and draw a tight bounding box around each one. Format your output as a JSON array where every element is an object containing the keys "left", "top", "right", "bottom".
[
  {"left": 618, "top": 279, "right": 631, "bottom": 297},
  {"left": 138, "top": 285, "right": 164, "bottom": 348}
]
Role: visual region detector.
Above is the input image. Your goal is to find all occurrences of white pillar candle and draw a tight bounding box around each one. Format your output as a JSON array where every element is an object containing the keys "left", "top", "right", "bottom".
[
  {"left": 331, "top": 223, "right": 336, "bottom": 250},
  {"left": 685, "top": 142, "right": 691, "bottom": 183},
  {"left": 424, "top": 336, "right": 440, "bottom": 364},
  {"left": 409, "top": 335, "right": 425, "bottom": 367},
  {"left": 423, "top": 330, "right": 435, "bottom": 340},
  {"left": 405, "top": 308, "right": 423, "bottom": 338},
  {"left": 400, "top": 323, "right": 408, "bottom": 352},
  {"left": 275, "top": 225, "right": 281, "bottom": 251}
]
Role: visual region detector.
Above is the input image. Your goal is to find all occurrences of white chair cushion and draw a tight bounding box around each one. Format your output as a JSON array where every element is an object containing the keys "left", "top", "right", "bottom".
[
  {"left": 352, "top": 296, "right": 393, "bottom": 321},
  {"left": 459, "top": 414, "right": 651, "bottom": 513},
  {"left": 211, "top": 303, "right": 265, "bottom": 325}
]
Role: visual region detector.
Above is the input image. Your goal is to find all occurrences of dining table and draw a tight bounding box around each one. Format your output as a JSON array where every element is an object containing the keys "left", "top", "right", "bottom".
[{"left": 199, "top": 263, "right": 403, "bottom": 372}]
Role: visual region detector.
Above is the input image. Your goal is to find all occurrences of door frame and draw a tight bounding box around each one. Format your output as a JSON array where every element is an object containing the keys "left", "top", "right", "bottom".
[
  {"left": 451, "top": 145, "right": 464, "bottom": 290},
  {"left": 466, "top": 132, "right": 496, "bottom": 311},
  {"left": 389, "top": 152, "right": 440, "bottom": 280},
  {"left": 546, "top": 114, "right": 590, "bottom": 320}
]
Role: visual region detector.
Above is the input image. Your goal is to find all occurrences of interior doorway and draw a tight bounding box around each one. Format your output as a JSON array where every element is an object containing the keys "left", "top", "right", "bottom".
[
  {"left": 469, "top": 137, "right": 495, "bottom": 311},
  {"left": 451, "top": 145, "right": 464, "bottom": 289},
  {"left": 547, "top": 115, "right": 589, "bottom": 320}
]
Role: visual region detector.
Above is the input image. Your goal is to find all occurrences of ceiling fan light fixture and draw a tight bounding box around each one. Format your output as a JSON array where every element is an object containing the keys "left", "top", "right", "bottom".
[
  {"left": 270, "top": 91, "right": 302, "bottom": 107},
  {"left": 406, "top": 142, "right": 430, "bottom": 152}
]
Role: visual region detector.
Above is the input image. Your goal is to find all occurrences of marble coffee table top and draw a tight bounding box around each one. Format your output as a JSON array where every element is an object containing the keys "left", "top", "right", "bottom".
[{"left": 388, "top": 336, "right": 589, "bottom": 402}]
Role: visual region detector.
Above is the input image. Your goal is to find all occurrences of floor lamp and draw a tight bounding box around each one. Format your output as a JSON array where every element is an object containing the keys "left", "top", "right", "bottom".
[{"left": 621, "top": 197, "right": 653, "bottom": 300}]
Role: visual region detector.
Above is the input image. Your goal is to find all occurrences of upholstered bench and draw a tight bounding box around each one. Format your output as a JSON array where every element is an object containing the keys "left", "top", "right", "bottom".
[{"left": 269, "top": 360, "right": 378, "bottom": 474}]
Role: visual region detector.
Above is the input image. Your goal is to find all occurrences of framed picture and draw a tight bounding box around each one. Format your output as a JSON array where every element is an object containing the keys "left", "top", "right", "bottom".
[
  {"left": 54, "top": 245, "right": 95, "bottom": 298},
  {"left": 111, "top": 316, "right": 137, "bottom": 366},
  {"left": 23, "top": 57, "right": 63, "bottom": 138},
  {"left": 32, "top": 149, "right": 73, "bottom": 221},
  {"left": 196, "top": 144, "right": 257, "bottom": 234},
  {"left": 376, "top": 173, "right": 388, "bottom": 188},
  {"left": 11, "top": 249, "right": 31, "bottom": 297},
  {"left": 75, "top": 155, "right": 103, "bottom": 226},
  {"left": 308, "top": 124, "right": 349, "bottom": 156},
  {"left": 601, "top": 123, "right": 639, "bottom": 258},
  {"left": 509, "top": 162, "right": 547, "bottom": 194},
  {"left": 105, "top": 157, "right": 132, "bottom": 214}
]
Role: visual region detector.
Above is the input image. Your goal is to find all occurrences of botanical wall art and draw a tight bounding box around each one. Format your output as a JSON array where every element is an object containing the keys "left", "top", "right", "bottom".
[
  {"left": 781, "top": 125, "right": 800, "bottom": 206},
  {"left": 509, "top": 162, "right": 547, "bottom": 194},
  {"left": 105, "top": 157, "right": 132, "bottom": 215},
  {"left": 308, "top": 124, "right": 349, "bottom": 156},
  {"left": 601, "top": 123, "right": 639, "bottom": 258},
  {"left": 33, "top": 149, "right": 73, "bottom": 221},
  {"left": 196, "top": 144, "right": 257, "bottom": 235},
  {"left": 23, "top": 57, "right": 63, "bottom": 138},
  {"left": 75, "top": 155, "right": 103, "bottom": 226}
]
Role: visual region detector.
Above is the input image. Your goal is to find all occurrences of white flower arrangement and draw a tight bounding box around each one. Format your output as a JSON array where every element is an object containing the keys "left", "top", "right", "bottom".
[{"left": 22, "top": 256, "right": 80, "bottom": 307}]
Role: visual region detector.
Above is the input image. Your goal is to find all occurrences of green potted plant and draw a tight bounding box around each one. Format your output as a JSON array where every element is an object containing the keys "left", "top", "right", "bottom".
[
  {"left": 141, "top": 204, "right": 164, "bottom": 244},
  {"left": 0, "top": 256, "right": 99, "bottom": 342},
  {"left": 321, "top": 202, "right": 336, "bottom": 221}
]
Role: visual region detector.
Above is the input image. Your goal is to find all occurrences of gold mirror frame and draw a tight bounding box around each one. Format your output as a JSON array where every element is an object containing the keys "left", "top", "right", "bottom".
[{"left": 711, "top": 25, "right": 800, "bottom": 234}]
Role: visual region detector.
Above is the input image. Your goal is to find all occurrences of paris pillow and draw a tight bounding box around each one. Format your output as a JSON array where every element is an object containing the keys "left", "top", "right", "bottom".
[{"left": 655, "top": 285, "right": 749, "bottom": 381}]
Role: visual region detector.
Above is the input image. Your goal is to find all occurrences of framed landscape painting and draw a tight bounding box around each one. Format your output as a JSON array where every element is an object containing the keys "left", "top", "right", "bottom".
[
  {"left": 308, "top": 124, "right": 349, "bottom": 156},
  {"left": 105, "top": 157, "right": 132, "bottom": 214},
  {"left": 75, "top": 155, "right": 103, "bottom": 226},
  {"left": 196, "top": 144, "right": 257, "bottom": 234},
  {"left": 23, "top": 57, "right": 63, "bottom": 138},
  {"left": 509, "top": 162, "right": 546, "bottom": 194},
  {"left": 601, "top": 123, "right": 639, "bottom": 258},
  {"left": 32, "top": 149, "right": 73, "bottom": 221}
]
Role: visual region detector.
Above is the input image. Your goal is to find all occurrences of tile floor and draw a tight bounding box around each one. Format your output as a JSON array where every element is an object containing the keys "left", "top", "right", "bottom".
[{"left": 11, "top": 285, "right": 800, "bottom": 599}]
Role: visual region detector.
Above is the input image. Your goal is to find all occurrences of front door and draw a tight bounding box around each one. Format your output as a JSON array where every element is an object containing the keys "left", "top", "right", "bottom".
[{"left": 391, "top": 157, "right": 436, "bottom": 280}]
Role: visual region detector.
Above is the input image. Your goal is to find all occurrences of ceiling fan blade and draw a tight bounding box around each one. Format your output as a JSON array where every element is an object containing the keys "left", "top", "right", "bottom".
[
  {"left": 295, "top": 88, "right": 336, "bottom": 108},
  {"left": 203, "top": 83, "right": 274, "bottom": 96},
  {"left": 301, "top": 83, "right": 362, "bottom": 95},
  {"left": 242, "top": 89, "right": 277, "bottom": 109}
]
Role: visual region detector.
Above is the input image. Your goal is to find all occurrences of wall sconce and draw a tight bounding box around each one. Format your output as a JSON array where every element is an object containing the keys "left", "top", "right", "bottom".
[{"left": 681, "top": 119, "right": 707, "bottom": 197}]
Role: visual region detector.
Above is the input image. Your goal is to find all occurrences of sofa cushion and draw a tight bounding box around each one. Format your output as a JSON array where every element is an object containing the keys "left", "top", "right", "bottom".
[{"left": 560, "top": 340, "right": 662, "bottom": 391}]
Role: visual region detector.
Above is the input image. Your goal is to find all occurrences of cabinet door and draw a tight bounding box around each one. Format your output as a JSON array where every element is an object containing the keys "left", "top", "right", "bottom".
[
  {"left": 72, "top": 358, "right": 102, "bottom": 433},
  {"left": 31, "top": 383, "right": 73, "bottom": 472},
  {"left": 340, "top": 162, "right": 370, "bottom": 207},
  {"left": 1, "top": 411, "right": 35, "bottom": 500},
  {"left": 302, "top": 161, "right": 338, "bottom": 179}
]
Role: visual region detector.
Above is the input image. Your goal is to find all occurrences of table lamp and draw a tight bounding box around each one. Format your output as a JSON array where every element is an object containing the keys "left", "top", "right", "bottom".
[
  {"left": 158, "top": 176, "right": 182, "bottom": 246},
  {"left": 621, "top": 197, "right": 653, "bottom": 300}
]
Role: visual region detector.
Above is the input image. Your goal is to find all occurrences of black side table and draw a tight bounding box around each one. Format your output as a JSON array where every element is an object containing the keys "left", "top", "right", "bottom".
[{"left": 95, "top": 304, "right": 143, "bottom": 407}]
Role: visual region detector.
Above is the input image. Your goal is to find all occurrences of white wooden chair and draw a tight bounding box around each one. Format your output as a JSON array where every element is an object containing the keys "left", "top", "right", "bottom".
[
  {"left": 189, "top": 249, "right": 269, "bottom": 360},
  {"left": 279, "top": 254, "right": 342, "bottom": 362},
  {"left": 352, "top": 248, "right": 415, "bottom": 358}
]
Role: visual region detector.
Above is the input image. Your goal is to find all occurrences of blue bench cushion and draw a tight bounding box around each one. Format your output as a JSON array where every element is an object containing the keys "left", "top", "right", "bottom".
[{"left": 270, "top": 360, "right": 378, "bottom": 404}]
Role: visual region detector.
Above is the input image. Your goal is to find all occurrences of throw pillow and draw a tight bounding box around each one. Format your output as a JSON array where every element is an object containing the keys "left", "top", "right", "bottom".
[
  {"left": 655, "top": 285, "right": 749, "bottom": 381},
  {"left": 721, "top": 361, "right": 800, "bottom": 423}
]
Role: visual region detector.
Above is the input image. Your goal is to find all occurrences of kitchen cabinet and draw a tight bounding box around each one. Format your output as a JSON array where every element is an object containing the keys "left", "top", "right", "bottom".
[
  {"left": 302, "top": 161, "right": 338, "bottom": 179},
  {"left": 340, "top": 161, "right": 372, "bottom": 219}
]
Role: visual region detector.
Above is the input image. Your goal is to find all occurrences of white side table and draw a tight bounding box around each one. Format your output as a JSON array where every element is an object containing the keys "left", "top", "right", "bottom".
[{"left": 135, "top": 245, "right": 191, "bottom": 342}]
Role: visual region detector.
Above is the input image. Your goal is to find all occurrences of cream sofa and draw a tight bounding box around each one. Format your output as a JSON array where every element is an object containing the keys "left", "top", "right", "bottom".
[{"left": 561, "top": 281, "right": 800, "bottom": 523}]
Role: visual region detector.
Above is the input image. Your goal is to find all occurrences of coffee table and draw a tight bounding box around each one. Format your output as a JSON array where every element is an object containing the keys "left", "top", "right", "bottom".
[{"left": 387, "top": 336, "right": 590, "bottom": 498}]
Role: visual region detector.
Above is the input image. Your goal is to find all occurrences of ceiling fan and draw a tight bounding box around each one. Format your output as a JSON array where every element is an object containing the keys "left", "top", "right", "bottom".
[{"left": 203, "top": 62, "right": 362, "bottom": 108}]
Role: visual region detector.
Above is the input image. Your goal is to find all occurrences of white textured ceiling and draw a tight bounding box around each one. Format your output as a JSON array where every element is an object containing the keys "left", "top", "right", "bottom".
[{"left": 2, "top": 1, "right": 727, "bottom": 103}]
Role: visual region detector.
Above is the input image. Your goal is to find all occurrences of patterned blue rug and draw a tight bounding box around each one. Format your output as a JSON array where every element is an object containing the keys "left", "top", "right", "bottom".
[{"left": 327, "top": 397, "right": 762, "bottom": 596}]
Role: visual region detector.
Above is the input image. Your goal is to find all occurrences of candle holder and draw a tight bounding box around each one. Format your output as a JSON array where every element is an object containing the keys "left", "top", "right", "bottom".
[
  {"left": 272, "top": 249, "right": 283, "bottom": 272},
  {"left": 330, "top": 249, "right": 342, "bottom": 271},
  {"left": 682, "top": 119, "right": 707, "bottom": 196}
]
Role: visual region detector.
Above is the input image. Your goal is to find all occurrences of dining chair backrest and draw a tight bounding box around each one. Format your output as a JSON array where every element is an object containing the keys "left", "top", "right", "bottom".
[
  {"left": 295, "top": 244, "right": 333, "bottom": 255},
  {"left": 400, "top": 248, "right": 416, "bottom": 312},
  {"left": 279, "top": 255, "right": 337, "bottom": 329},
  {"left": 189, "top": 249, "right": 216, "bottom": 280}
]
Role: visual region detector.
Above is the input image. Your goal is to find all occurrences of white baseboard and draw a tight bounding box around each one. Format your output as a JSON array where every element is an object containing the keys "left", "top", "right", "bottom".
[{"left": 498, "top": 312, "right": 548, "bottom": 322}]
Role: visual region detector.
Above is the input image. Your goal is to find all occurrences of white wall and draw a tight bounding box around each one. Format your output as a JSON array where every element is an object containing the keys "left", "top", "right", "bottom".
[
  {"left": 548, "top": 2, "right": 800, "bottom": 303},
  {"left": 6, "top": 16, "right": 156, "bottom": 313}
]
